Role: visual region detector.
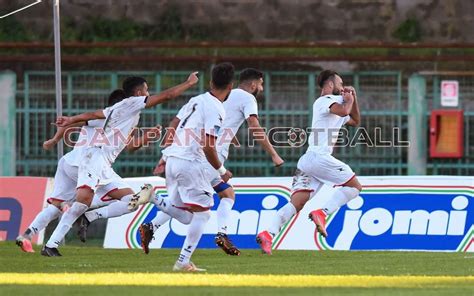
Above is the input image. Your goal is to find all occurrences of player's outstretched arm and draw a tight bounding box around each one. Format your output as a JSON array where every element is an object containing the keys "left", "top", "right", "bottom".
[
  {"left": 56, "top": 109, "right": 106, "bottom": 127},
  {"left": 43, "top": 121, "right": 86, "bottom": 150},
  {"left": 344, "top": 86, "right": 360, "bottom": 126},
  {"left": 145, "top": 72, "right": 199, "bottom": 108},
  {"left": 203, "top": 134, "right": 232, "bottom": 182},
  {"left": 247, "top": 115, "right": 284, "bottom": 167}
]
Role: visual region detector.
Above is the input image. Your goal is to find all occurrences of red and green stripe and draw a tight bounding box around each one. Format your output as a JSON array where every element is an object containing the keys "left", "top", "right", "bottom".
[
  {"left": 125, "top": 185, "right": 292, "bottom": 249},
  {"left": 277, "top": 185, "right": 474, "bottom": 252}
]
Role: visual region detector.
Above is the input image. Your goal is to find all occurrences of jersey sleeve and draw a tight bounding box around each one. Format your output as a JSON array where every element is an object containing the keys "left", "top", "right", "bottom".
[
  {"left": 242, "top": 95, "right": 259, "bottom": 119},
  {"left": 116, "top": 96, "right": 147, "bottom": 115},
  {"left": 86, "top": 119, "right": 104, "bottom": 127},
  {"left": 316, "top": 96, "right": 338, "bottom": 115},
  {"left": 203, "top": 105, "right": 224, "bottom": 138}
]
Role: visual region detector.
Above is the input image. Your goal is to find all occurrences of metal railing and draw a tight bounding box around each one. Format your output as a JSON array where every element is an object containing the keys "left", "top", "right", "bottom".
[{"left": 15, "top": 70, "right": 472, "bottom": 178}]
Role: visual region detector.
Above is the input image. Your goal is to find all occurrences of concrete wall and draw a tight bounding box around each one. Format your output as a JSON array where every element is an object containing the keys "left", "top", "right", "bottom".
[{"left": 2, "top": 0, "right": 474, "bottom": 41}]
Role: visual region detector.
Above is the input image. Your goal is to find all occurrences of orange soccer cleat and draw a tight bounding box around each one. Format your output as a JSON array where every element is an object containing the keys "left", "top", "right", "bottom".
[
  {"left": 256, "top": 231, "right": 273, "bottom": 255},
  {"left": 309, "top": 209, "right": 328, "bottom": 238}
]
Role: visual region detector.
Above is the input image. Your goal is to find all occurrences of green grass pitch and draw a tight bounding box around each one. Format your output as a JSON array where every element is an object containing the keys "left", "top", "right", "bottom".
[{"left": 0, "top": 242, "right": 472, "bottom": 295}]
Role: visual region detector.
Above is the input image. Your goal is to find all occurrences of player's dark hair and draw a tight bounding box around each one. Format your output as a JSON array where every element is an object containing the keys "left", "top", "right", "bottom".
[
  {"left": 317, "top": 70, "right": 340, "bottom": 88},
  {"left": 211, "top": 62, "right": 235, "bottom": 90},
  {"left": 107, "top": 89, "right": 126, "bottom": 106},
  {"left": 122, "top": 76, "right": 147, "bottom": 97},
  {"left": 239, "top": 68, "right": 263, "bottom": 84}
]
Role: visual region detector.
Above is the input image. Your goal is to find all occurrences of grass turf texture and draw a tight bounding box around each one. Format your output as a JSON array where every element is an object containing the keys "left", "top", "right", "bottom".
[{"left": 0, "top": 242, "right": 472, "bottom": 295}]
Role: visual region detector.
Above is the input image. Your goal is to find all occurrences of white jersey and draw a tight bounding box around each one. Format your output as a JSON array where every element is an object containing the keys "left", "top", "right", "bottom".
[
  {"left": 99, "top": 96, "right": 147, "bottom": 165},
  {"left": 63, "top": 119, "right": 104, "bottom": 167},
  {"left": 307, "top": 95, "right": 350, "bottom": 155},
  {"left": 216, "top": 88, "right": 258, "bottom": 159},
  {"left": 163, "top": 92, "right": 225, "bottom": 162}
]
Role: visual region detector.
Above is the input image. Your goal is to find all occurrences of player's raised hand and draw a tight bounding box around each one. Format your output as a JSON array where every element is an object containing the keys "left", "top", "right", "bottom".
[
  {"left": 272, "top": 154, "right": 285, "bottom": 167},
  {"left": 221, "top": 169, "right": 233, "bottom": 183},
  {"left": 344, "top": 86, "right": 357, "bottom": 97},
  {"left": 342, "top": 90, "right": 354, "bottom": 103},
  {"left": 55, "top": 116, "right": 73, "bottom": 127},
  {"left": 186, "top": 72, "right": 199, "bottom": 86}
]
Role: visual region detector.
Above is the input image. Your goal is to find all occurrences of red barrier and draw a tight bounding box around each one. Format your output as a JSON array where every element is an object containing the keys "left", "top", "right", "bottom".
[{"left": 0, "top": 177, "right": 49, "bottom": 243}]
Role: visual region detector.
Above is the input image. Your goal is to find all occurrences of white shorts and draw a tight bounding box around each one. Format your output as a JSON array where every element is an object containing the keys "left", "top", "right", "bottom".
[
  {"left": 89, "top": 175, "right": 130, "bottom": 209},
  {"left": 48, "top": 157, "right": 79, "bottom": 204},
  {"left": 166, "top": 157, "right": 215, "bottom": 209},
  {"left": 77, "top": 147, "right": 116, "bottom": 192},
  {"left": 49, "top": 154, "right": 130, "bottom": 205},
  {"left": 292, "top": 151, "right": 355, "bottom": 197}
]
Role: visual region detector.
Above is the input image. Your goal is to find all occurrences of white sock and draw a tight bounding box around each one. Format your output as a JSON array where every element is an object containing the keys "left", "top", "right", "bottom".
[
  {"left": 151, "top": 211, "right": 172, "bottom": 232},
  {"left": 152, "top": 194, "right": 193, "bottom": 225},
  {"left": 46, "top": 202, "right": 88, "bottom": 248},
  {"left": 216, "top": 198, "right": 234, "bottom": 234},
  {"left": 177, "top": 211, "right": 210, "bottom": 265},
  {"left": 85, "top": 195, "right": 133, "bottom": 222},
  {"left": 267, "top": 202, "right": 296, "bottom": 237},
  {"left": 323, "top": 187, "right": 360, "bottom": 214},
  {"left": 24, "top": 204, "right": 62, "bottom": 239}
]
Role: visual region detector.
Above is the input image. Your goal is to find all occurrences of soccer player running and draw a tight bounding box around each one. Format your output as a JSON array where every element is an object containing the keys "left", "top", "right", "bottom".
[
  {"left": 15, "top": 90, "right": 135, "bottom": 252},
  {"left": 138, "top": 62, "right": 234, "bottom": 271},
  {"left": 256, "top": 70, "right": 362, "bottom": 255},
  {"left": 40, "top": 72, "right": 198, "bottom": 257},
  {"left": 135, "top": 68, "right": 284, "bottom": 256}
]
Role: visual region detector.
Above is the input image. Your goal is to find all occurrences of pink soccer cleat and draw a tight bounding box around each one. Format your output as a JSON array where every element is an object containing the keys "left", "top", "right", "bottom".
[
  {"left": 16, "top": 235, "right": 35, "bottom": 253},
  {"left": 256, "top": 231, "right": 273, "bottom": 255},
  {"left": 309, "top": 209, "right": 328, "bottom": 238}
]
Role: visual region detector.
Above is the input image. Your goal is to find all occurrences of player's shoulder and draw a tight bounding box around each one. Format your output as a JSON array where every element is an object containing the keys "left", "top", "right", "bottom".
[
  {"left": 111, "top": 96, "right": 146, "bottom": 109},
  {"left": 314, "top": 95, "right": 341, "bottom": 105},
  {"left": 230, "top": 88, "right": 256, "bottom": 101}
]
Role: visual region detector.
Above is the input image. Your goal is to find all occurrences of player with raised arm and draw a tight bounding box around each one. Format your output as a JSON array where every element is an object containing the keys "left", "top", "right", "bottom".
[
  {"left": 256, "top": 70, "right": 362, "bottom": 255},
  {"left": 134, "top": 63, "right": 234, "bottom": 271},
  {"left": 40, "top": 72, "right": 198, "bottom": 256},
  {"left": 133, "top": 68, "right": 284, "bottom": 256},
  {"left": 74, "top": 124, "right": 161, "bottom": 243},
  {"left": 15, "top": 90, "right": 130, "bottom": 252}
]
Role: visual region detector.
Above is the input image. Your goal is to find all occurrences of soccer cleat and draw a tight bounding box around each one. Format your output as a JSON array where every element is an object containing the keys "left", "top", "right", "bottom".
[
  {"left": 215, "top": 233, "right": 241, "bottom": 256},
  {"left": 256, "top": 231, "right": 273, "bottom": 255},
  {"left": 139, "top": 222, "right": 154, "bottom": 254},
  {"left": 128, "top": 184, "right": 154, "bottom": 211},
  {"left": 173, "top": 261, "right": 206, "bottom": 272},
  {"left": 309, "top": 209, "right": 328, "bottom": 238},
  {"left": 41, "top": 246, "right": 62, "bottom": 257},
  {"left": 76, "top": 214, "right": 90, "bottom": 243},
  {"left": 16, "top": 235, "right": 35, "bottom": 253}
]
